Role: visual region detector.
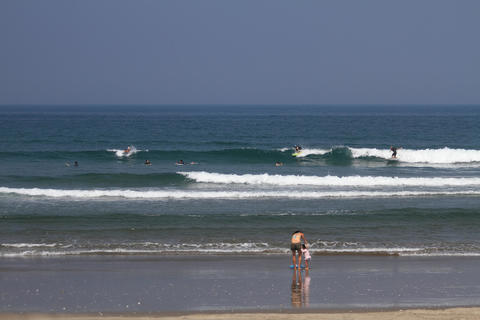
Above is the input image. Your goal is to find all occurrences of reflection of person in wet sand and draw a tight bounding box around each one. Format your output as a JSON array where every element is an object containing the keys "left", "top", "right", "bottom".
[
  {"left": 303, "top": 270, "right": 310, "bottom": 307},
  {"left": 291, "top": 269, "right": 302, "bottom": 307},
  {"left": 291, "top": 269, "right": 311, "bottom": 308}
]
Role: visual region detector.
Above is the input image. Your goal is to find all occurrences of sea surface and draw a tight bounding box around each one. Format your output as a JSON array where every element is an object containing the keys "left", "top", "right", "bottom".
[{"left": 1, "top": 105, "right": 480, "bottom": 258}]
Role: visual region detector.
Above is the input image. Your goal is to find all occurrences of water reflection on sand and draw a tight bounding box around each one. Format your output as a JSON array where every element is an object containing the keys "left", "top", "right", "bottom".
[{"left": 291, "top": 269, "right": 310, "bottom": 307}]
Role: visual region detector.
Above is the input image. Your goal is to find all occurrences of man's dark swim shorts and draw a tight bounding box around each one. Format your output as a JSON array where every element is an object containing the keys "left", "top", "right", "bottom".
[{"left": 291, "top": 243, "right": 301, "bottom": 252}]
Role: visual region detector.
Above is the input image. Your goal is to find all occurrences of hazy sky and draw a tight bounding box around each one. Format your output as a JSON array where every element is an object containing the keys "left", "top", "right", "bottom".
[{"left": 1, "top": 0, "right": 479, "bottom": 105}]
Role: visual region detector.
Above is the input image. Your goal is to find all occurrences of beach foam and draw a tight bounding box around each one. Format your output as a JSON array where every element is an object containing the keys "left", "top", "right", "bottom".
[
  {"left": 180, "top": 171, "right": 480, "bottom": 186},
  {"left": 107, "top": 145, "right": 140, "bottom": 157},
  {"left": 298, "top": 146, "right": 480, "bottom": 164},
  {"left": 1, "top": 187, "right": 480, "bottom": 199}
]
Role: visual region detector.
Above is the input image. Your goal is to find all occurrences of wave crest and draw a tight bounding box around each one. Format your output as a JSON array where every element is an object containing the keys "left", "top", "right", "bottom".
[
  {"left": 180, "top": 171, "right": 480, "bottom": 187},
  {"left": 1, "top": 187, "right": 480, "bottom": 199},
  {"left": 297, "top": 146, "right": 480, "bottom": 164}
]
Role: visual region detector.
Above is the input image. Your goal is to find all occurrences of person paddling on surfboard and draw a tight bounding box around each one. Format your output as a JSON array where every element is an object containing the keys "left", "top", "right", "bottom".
[
  {"left": 390, "top": 146, "right": 401, "bottom": 158},
  {"left": 291, "top": 230, "right": 308, "bottom": 269}
]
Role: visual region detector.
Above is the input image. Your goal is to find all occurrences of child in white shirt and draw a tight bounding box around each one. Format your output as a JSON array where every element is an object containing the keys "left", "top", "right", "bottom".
[{"left": 301, "top": 244, "right": 311, "bottom": 269}]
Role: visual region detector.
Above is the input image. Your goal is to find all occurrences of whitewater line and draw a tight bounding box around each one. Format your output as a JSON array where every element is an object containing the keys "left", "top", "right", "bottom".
[
  {"left": 179, "top": 171, "right": 480, "bottom": 187},
  {"left": 291, "top": 146, "right": 480, "bottom": 163},
  {"left": 1, "top": 187, "right": 480, "bottom": 199}
]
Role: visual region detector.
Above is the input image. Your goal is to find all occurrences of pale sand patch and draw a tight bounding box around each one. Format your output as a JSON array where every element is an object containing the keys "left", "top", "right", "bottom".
[{"left": 3, "top": 308, "right": 480, "bottom": 320}]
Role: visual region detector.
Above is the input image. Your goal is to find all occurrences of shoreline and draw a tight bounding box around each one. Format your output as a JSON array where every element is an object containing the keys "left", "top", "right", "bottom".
[{"left": 2, "top": 307, "right": 480, "bottom": 320}]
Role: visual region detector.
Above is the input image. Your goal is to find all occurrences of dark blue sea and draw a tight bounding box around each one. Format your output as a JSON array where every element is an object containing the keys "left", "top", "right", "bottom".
[{"left": 1, "top": 105, "right": 480, "bottom": 257}]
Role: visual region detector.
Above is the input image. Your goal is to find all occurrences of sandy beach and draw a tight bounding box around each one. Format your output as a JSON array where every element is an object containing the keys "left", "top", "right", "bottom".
[
  {"left": 2, "top": 307, "right": 480, "bottom": 320},
  {"left": 2, "top": 255, "right": 480, "bottom": 316}
]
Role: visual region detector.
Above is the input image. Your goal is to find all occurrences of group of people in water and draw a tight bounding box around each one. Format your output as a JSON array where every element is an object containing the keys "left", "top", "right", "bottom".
[
  {"left": 69, "top": 144, "right": 400, "bottom": 169},
  {"left": 122, "top": 146, "right": 197, "bottom": 166}
]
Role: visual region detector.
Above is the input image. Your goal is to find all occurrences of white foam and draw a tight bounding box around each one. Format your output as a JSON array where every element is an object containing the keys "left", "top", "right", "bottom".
[
  {"left": 4, "top": 247, "right": 478, "bottom": 257},
  {"left": 1, "top": 243, "right": 58, "bottom": 248},
  {"left": 293, "top": 148, "right": 330, "bottom": 157},
  {"left": 285, "top": 146, "right": 480, "bottom": 164},
  {"left": 1, "top": 186, "right": 480, "bottom": 199},
  {"left": 316, "top": 247, "right": 422, "bottom": 253},
  {"left": 0, "top": 242, "right": 275, "bottom": 257},
  {"left": 350, "top": 147, "right": 480, "bottom": 164},
  {"left": 403, "top": 252, "right": 480, "bottom": 257},
  {"left": 107, "top": 145, "right": 139, "bottom": 157},
  {"left": 180, "top": 171, "right": 480, "bottom": 187}
]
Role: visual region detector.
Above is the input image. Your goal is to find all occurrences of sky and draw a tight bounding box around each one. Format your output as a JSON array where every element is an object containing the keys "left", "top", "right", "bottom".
[{"left": 1, "top": 0, "right": 479, "bottom": 105}]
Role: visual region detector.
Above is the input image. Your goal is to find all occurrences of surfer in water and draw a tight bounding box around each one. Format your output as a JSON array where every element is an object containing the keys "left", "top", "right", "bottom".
[
  {"left": 294, "top": 145, "right": 302, "bottom": 153},
  {"left": 291, "top": 230, "right": 308, "bottom": 269},
  {"left": 124, "top": 146, "right": 131, "bottom": 154},
  {"left": 390, "top": 146, "right": 401, "bottom": 158}
]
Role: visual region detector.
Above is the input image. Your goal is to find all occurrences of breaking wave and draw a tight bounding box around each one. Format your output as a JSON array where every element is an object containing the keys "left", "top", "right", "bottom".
[
  {"left": 180, "top": 171, "right": 480, "bottom": 187},
  {"left": 295, "top": 146, "right": 480, "bottom": 164},
  {"left": 1, "top": 187, "right": 480, "bottom": 199},
  {"left": 107, "top": 145, "right": 141, "bottom": 157}
]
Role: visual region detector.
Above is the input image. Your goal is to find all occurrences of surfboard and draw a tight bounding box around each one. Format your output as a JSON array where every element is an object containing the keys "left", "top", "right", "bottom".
[
  {"left": 292, "top": 152, "right": 302, "bottom": 157},
  {"left": 289, "top": 265, "right": 306, "bottom": 269}
]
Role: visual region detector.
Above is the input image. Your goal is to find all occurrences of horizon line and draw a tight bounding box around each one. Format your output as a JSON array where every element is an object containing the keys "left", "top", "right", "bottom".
[{"left": 1, "top": 103, "right": 480, "bottom": 107}]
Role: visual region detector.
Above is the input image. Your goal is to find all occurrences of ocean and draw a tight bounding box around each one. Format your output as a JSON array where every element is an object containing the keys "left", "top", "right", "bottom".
[{"left": 1, "top": 105, "right": 480, "bottom": 258}]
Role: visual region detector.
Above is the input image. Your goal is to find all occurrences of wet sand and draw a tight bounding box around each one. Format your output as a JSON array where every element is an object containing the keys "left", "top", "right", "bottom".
[
  {"left": 2, "top": 308, "right": 480, "bottom": 320},
  {"left": 1, "top": 255, "right": 480, "bottom": 314}
]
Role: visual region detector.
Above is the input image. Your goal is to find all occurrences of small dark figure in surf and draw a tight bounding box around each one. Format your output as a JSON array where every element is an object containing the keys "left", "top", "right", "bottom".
[
  {"left": 176, "top": 160, "right": 184, "bottom": 165},
  {"left": 144, "top": 160, "right": 151, "bottom": 165},
  {"left": 74, "top": 161, "right": 79, "bottom": 167},
  {"left": 390, "top": 146, "right": 400, "bottom": 158},
  {"left": 275, "top": 161, "right": 283, "bottom": 167},
  {"left": 294, "top": 145, "right": 302, "bottom": 153}
]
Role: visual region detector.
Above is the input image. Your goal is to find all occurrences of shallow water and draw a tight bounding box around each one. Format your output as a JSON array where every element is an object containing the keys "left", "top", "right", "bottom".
[{"left": 1, "top": 105, "right": 480, "bottom": 257}]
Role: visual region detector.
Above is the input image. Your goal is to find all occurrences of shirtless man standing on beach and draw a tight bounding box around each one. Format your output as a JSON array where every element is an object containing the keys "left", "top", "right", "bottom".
[{"left": 291, "top": 230, "right": 308, "bottom": 269}]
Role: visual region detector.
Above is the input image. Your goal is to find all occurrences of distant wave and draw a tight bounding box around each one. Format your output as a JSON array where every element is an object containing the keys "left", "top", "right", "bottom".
[
  {"left": 294, "top": 146, "right": 480, "bottom": 164},
  {"left": 180, "top": 171, "right": 480, "bottom": 187},
  {"left": 0, "top": 147, "right": 292, "bottom": 163},
  {"left": 3, "top": 146, "right": 480, "bottom": 165},
  {"left": 1, "top": 187, "right": 480, "bottom": 199}
]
